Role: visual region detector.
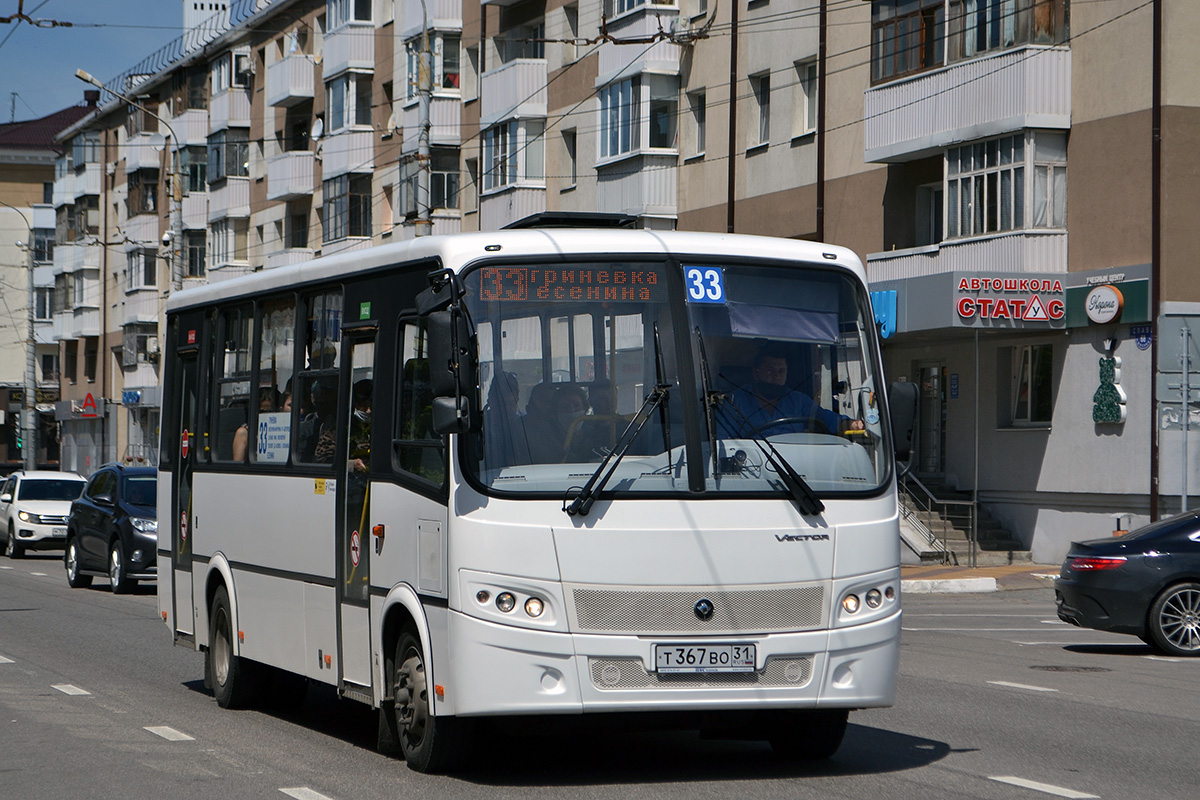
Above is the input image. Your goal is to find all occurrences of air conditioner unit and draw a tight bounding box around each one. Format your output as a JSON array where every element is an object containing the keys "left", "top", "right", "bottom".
[{"left": 146, "top": 336, "right": 159, "bottom": 354}]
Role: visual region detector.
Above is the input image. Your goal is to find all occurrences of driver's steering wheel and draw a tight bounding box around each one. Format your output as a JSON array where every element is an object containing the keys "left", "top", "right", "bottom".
[{"left": 755, "top": 416, "right": 827, "bottom": 436}]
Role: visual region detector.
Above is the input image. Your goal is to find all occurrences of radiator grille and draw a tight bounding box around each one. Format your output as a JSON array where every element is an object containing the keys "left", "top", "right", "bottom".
[
  {"left": 589, "top": 656, "right": 814, "bottom": 690},
  {"left": 571, "top": 584, "right": 826, "bottom": 634}
]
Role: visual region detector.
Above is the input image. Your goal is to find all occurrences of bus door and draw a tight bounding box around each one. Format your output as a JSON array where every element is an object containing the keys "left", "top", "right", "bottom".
[
  {"left": 171, "top": 348, "right": 198, "bottom": 638},
  {"left": 337, "top": 333, "right": 376, "bottom": 690}
]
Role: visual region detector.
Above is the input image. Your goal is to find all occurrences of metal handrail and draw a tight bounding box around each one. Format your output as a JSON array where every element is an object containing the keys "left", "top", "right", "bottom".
[{"left": 899, "top": 473, "right": 979, "bottom": 567}]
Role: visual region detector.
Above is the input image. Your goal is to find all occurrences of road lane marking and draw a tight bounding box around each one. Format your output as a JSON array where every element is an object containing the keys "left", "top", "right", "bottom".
[
  {"left": 0, "top": 654, "right": 13, "bottom": 664},
  {"left": 280, "top": 789, "right": 335, "bottom": 800},
  {"left": 0, "top": 565, "right": 11, "bottom": 570},
  {"left": 989, "top": 776, "right": 1098, "bottom": 798},
  {"left": 30, "top": 572, "right": 47, "bottom": 577},
  {"left": 987, "top": 681, "right": 1058, "bottom": 693},
  {"left": 145, "top": 726, "right": 194, "bottom": 741},
  {"left": 1145, "top": 656, "right": 1183, "bottom": 662},
  {"left": 52, "top": 684, "right": 91, "bottom": 696}
]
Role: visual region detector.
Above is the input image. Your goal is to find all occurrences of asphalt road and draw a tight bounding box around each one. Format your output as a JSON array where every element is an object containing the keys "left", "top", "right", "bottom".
[{"left": 1, "top": 555, "right": 1195, "bottom": 799}]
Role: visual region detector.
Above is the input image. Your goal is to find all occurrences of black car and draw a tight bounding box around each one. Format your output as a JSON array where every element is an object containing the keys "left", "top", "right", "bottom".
[
  {"left": 1056, "top": 510, "right": 1200, "bottom": 656},
  {"left": 64, "top": 464, "right": 157, "bottom": 593}
]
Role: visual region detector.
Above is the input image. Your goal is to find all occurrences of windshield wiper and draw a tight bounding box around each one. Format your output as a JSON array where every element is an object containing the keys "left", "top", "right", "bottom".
[
  {"left": 563, "top": 383, "right": 670, "bottom": 517},
  {"left": 694, "top": 327, "right": 722, "bottom": 487},
  {"left": 710, "top": 395, "right": 825, "bottom": 516}
]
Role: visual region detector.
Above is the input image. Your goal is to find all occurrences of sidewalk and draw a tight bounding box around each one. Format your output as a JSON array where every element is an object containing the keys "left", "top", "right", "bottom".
[{"left": 900, "top": 562, "right": 1060, "bottom": 593}]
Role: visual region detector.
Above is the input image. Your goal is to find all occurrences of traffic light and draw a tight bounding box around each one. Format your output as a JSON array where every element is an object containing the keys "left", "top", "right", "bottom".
[{"left": 15, "top": 435, "right": 21, "bottom": 451}]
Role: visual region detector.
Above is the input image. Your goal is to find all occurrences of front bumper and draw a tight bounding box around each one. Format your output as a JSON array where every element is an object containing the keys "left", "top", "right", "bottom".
[
  {"left": 441, "top": 609, "right": 900, "bottom": 717},
  {"left": 12, "top": 521, "right": 68, "bottom": 549},
  {"left": 123, "top": 530, "right": 159, "bottom": 579}
]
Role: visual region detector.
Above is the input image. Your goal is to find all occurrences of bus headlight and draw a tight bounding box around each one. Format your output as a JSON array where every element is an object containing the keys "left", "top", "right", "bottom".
[
  {"left": 495, "top": 592, "right": 516, "bottom": 613},
  {"left": 842, "top": 594, "right": 861, "bottom": 614},
  {"left": 865, "top": 588, "right": 883, "bottom": 609},
  {"left": 524, "top": 597, "right": 544, "bottom": 617}
]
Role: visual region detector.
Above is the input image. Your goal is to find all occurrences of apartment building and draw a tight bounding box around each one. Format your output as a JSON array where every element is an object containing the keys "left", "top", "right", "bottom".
[
  {"left": 0, "top": 101, "right": 91, "bottom": 472},
  {"left": 50, "top": 0, "right": 1200, "bottom": 560}
]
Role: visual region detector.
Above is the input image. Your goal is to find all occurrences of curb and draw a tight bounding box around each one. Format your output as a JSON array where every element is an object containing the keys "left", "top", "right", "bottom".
[{"left": 901, "top": 577, "right": 998, "bottom": 594}]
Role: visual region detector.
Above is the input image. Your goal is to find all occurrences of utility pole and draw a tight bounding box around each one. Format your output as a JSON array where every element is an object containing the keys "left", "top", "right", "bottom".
[
  {"left": 416, "top": 0, "right": 433, "bottom": 236},
  {"left": 4, "top": 201, "right": 38, "bottom": 471}
]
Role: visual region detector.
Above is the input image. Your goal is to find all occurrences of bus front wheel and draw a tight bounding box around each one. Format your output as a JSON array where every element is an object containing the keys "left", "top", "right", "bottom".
[
  {"left": 767, "top": 708, "right": 849, "bottom": 761},
  {"left": 393, "top": 628, "right": 464, "bottom": 773},
  {"left": 209, "top": 585, "right": 256, "bottom": 709}
]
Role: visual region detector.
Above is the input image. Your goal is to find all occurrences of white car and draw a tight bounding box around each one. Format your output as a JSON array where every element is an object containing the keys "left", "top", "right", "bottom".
[{"left": 0, "top": 470, "right": 87, "bottom": 558}]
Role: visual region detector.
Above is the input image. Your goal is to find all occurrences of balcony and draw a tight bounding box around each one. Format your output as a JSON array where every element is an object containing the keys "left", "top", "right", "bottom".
[
  {"left": 322, "top": 22, "right": 374, "bottom": 77},
  {"left": 31, "top": 204, "right": 54, "bottom": 229},
  {"left": 321, "top": 130, "right": 374, "bottom": 179},
  {"left": 399, "top": 96, "right": 460, "bottom": 146},
  {"left": 866, "top": 229, "right": 1068, "bottom": 283},
  {"left": 34, "top": 319, "right": 54, "bottom": 346},
  {"left": 399, "top": 0, "right": 458, "bottom": 29},
  {"left": 267, "top": 151, "right": 315, "bottom": 201},
  {"left": 265, "top": 247, "right": 314, "bottom": 270},
  {"left": 124, "top": 213, "right": 161, "bottom": 246},
  {"left": 73, "top": 163, "right": 101, "bottom": 198},
  {"left": 266, "top": 54, "right": 315, "bottom": 107},
  {"left": 597, "top": 7, "right": 681, "bottom": 80},
  {"left": 32, "top": 265, "right": 54, "bottom": 289},
  {"left": 864, "top": 46, "right": 1071, "bottom": 164},
  {"left": 480, "top": 59, "right": 547, "bottom": 128},
  {"left": 597, "top": 152, "right": 677, "bottom": 219},
  {"left": 480, "top": 186, "right": 546, "bottom": 232},
  {"left": 210, "top": 89, "right": 252, "bottom": 133},
  {"left": 125, "top": 133, "right": 164, "bottom": 172},
  {"left": 208, "top": 177, "right": 250, "bottom": 222},
  {"left": 168, "top": 108, "right": 209, "bottom": 147},
  {"left": 53, "top": 173, "right": 74, "bottom": 207},
  {"left": 122, "top": 287, "right": 160, "bottom": 327},
  {"left": 52, "top": 242, "right": 101, "bottom": 273}
]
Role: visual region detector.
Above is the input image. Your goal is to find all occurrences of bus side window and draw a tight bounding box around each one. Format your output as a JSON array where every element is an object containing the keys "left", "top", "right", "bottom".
[
  {"left": 395, "top": 318, "right": 445, "bottom": 486},
  {"left": 294, "top": 290, "right": 343, "bottom": 466},
  {"left": 213, "top": 304, "right": 253, "bottom": 461}
]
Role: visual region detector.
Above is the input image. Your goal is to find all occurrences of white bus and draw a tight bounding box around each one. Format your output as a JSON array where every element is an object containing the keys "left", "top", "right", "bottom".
[{"left": 158, "top": 220, "right": 916, "bottom": 772}]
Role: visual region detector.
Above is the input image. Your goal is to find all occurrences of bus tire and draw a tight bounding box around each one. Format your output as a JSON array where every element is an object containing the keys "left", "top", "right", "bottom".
[
  {"left": 393, "top": 628, "right": 465, "bottom": 773},
  {"left": 209, "top": 585, "right": 256, "bottom": 709},
  {"left": 767, "top": 708, "right": 849, "bottom": 761}
]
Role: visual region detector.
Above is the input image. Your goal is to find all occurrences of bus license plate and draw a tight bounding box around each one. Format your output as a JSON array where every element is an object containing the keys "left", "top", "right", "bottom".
[{"left": 654, "top": 643, "right": 756, "bottom": 673}]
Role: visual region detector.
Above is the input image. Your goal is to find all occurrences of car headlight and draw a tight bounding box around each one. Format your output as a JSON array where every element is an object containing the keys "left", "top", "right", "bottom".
[
  {"left": 17, "top": 510, "right": 38, "bottom": 524},
  {"left": 130, "top": 517, "right": 158, "bottom": 534}
]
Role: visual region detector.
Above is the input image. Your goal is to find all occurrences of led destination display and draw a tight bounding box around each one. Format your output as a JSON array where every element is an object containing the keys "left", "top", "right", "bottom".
[{"left": 478, "top": 266, "right": 667, "bottom": 303}]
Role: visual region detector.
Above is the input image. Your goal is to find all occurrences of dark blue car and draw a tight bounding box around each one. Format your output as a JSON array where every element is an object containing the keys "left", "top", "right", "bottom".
[{"left": 65, "top": 464, "right": 157, "bottom": 593}]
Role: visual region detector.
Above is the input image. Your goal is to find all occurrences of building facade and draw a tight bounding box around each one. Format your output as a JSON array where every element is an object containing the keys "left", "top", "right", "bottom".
[{"left": 53, "top": 0, "right": 1200, "bottom": 561}]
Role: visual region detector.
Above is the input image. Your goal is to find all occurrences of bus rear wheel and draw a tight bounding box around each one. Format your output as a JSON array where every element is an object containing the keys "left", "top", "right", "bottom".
[
  {"left": 393, "top": 628, "right": 464, "bottom": 773},
  {"left": 767, "top": 708, "right": 849, "bottom": 761},
  {"left": 209, "top": 585, "right": 257, "bottom": 709}
]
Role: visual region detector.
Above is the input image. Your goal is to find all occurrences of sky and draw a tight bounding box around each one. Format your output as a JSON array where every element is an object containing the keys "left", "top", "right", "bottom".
[{"left": 0, "top": 1, "right": 183, "bottom": 122}]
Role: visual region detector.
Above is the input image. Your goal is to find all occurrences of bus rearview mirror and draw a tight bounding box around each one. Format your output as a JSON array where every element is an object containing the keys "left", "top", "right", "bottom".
[
  {"left": 888, "top": 381, "right": 919, "bottom": 462},
  {"left": 431, "top": 396, "right": 472, "bottom": 435},
  {"left": 426, "top": 309, "right": 476, "bottom": 398}
]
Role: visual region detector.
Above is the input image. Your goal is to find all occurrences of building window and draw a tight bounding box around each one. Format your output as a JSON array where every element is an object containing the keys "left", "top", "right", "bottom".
[
  {"left": 563, "top": 129, "right": 577, "bottom": 187},
  {"left": 126, "top": 169, "right": 159, "bottom": 216},
  {"left": 441, "top": 34, "right": 460, "bottom": 90},
  {"left": 70, "top": 196, "right": 99, "bottom": 241},
  {"left": 122, "top": 323, "right": 159, "bottom": 368},
  {"left": 64, "top": 341, "right": 77, "bottom": 383},
  {"left": 406, "top": 34, "right": 461, "bottom": 100},
  {"left": 1032, "top": 131, "right": 1067, "bottom": 229},
  {"left": 72, "top": 132, "right": 100, "bottom": 167},
  {"left": 688, "top": 91, "right": 705, "bottom": 157},
  {"left": 564, "top": 5, "right": 579, "bottom": 63},
  {"left": 915, "top": 183, "right": 944, "bottom": 246},
  {"left": 322, "top": 173, "right": 372, "bottom": 242},
  {"left": 326, "top": 72, "right": 372, "bottom": 131},
  {"left": 947, "top": 134, "right": 1023, "bottom": 238},
  {"left": 73, "top": 272, "right": 85, "bottom": 307},
  {"left": 178, "top": 146, "right": 208, "bottom": 193},
  {"left": 793, "top": 60, "right": 817, "bottom": 137},
  {"left": 84, "top": 338, "right": 98, "bottom": 383},
  {"left": 126, "top": 100, "right": 159, "bottom": 136},
  {"left": 211, "top": 218, "right": 250, "bottom": 266},
  {"left": 464, "top": 46, "right": 479, "bottom": 102},
  {"left": 871, "top": 0, "right": 944, "bottom": 84},
  {"left": 948, "top": 0, "right": 1069, "bottom": 63},
  {"left": 600, "top": 77, "right": 638, "bottom": 159},
  {"left": 207, "top": 128, "right": 249, "bottom": 182},
  {"left": 483, "top": 121, "right": 544, "bottom": 191},
  {"left": 32, "top": 228, "right": 54, "bottom": 263},
  {"left": 172, "top": 67, "right": 208, "bottom": 113},
  {"left": 1011, "top": 343, "right": 1053, "bottom": 425},
  {"left": 400, "top": 147, "right": 461, "bottom": 216},
  {"left": 498, "top": 22, "right": 545, "bottom": 64},
  {"left": 288, "top": 205, "right": 310, "bottom": 249},
  {"left": 751, "top": 72, "right": 770, "bottom": 148},
  {"left": 40, "top": 353, "right": 59, "bottom": 383},
  {"left": 186, "top": 231, "right": 206, "bottom": 277},
  {"left": 648, "top": 75, "right": 677, "bottom": 149},
  {"left": 127, "top": 249, "right": 157, "bottom": 290},
  {"left": 34, "top": 287, "right": 52, "bottom": 321},
  {"left": 327, "top": 0, "right": 371, "bottom": 29},
  {"left": 211, "top": 50, "right": 252, "bottom": 94},
  {"left": 603, "top": 0, "right": 671, "bottom": 17}
]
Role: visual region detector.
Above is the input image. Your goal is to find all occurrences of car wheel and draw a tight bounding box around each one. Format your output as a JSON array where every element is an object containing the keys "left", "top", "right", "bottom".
[
  {"left": 393, "top": 628, "right": 466, "bottom": 773},
  {"left": 5, "top": 522, "right": 22, "bottom": 559},
  {"left": 109, "top": 540, "right": 135, "bottom": 594},
  {"left": 209, "top": 585, "right": 258, "bottom": 708},
  {"left": 1148, "top": 582, "right": 1200, "bottom": 657},
  {"left": 65, "top": 538, "right": 93, "bottom": 589},
  {"left": 767, "top": 708, "right": 850, "bottom": 761}
]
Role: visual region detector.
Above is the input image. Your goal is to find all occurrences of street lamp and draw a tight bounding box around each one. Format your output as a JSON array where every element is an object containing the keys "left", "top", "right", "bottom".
[{"left": 75, "top": 69, "right": 184, "bottom": 292}]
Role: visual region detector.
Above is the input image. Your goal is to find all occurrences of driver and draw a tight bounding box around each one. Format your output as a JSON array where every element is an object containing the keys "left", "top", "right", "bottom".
[{"left": 720, "top": 344, "right": 863, "bottom": 437}]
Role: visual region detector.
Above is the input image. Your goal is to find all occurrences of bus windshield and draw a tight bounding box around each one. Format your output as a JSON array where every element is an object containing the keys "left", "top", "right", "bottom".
[{"left": 463, "top": 258, "right": 887, "bottom": 497}]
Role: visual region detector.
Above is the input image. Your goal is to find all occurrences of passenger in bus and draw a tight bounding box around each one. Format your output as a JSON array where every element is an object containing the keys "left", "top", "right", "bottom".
[
  {"left": 348, "top": 379, "right": 372, "bottom": 473},
  {"left": 524, "top": 383, "right": 589, "bottom": 463},
  {"left": 232, "top": 387, "right": 278, "bottom": 462},
  {"left": 300, "top": 380, "right": 338, "bottom": 463},
  {"left": 483, "top": 372, "right": 530, "bottom": 467},
  {"left": 720, "top": 344, "right": 863, "bottom": 437}
]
